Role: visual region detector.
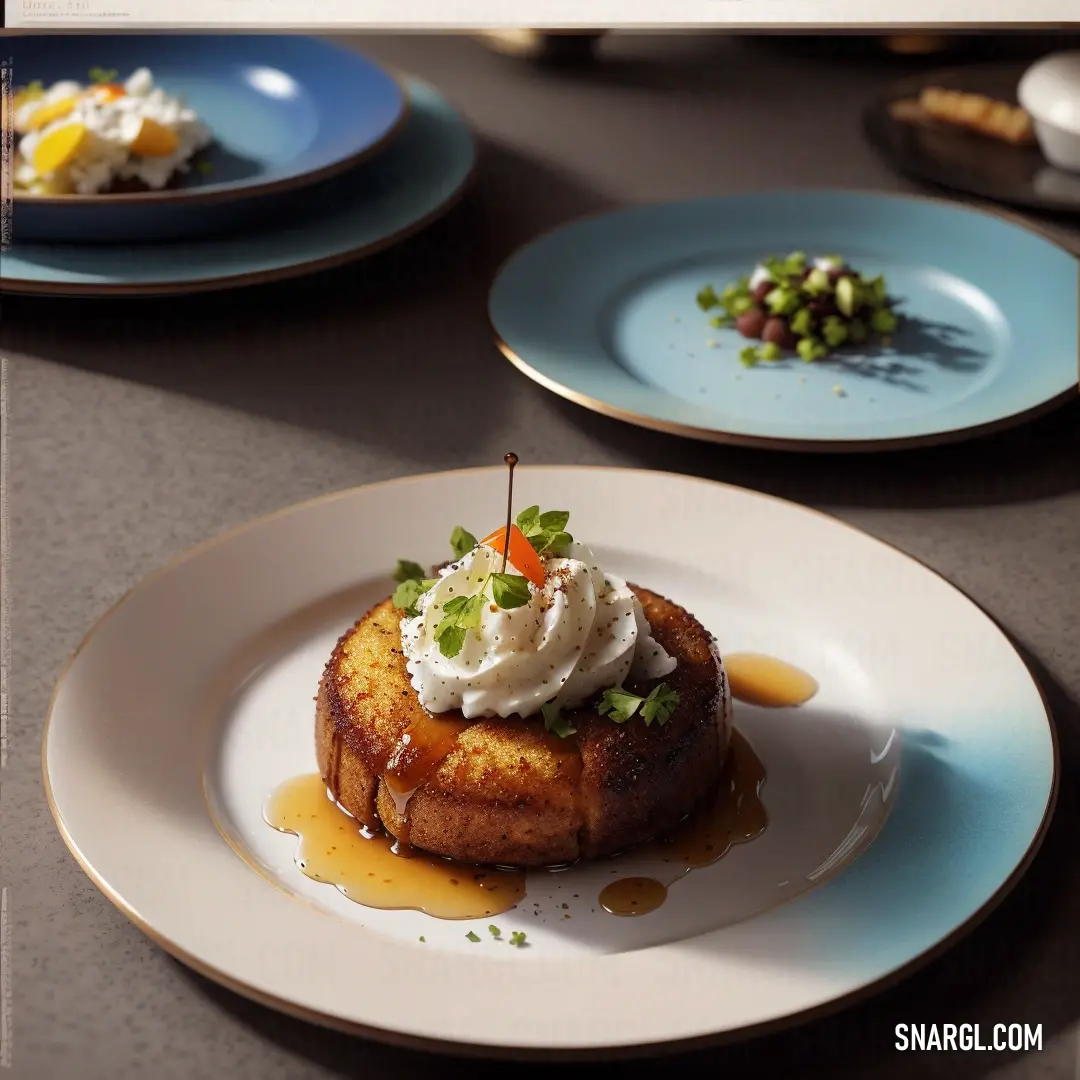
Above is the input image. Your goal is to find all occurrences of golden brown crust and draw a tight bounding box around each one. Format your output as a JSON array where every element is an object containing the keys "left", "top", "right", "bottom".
[{"left": 316, "top": 587, "right": 729, "bottom": 866}]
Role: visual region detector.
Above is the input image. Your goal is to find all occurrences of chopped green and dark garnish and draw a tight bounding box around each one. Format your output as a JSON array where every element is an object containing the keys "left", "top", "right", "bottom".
[
  {"left": 88, "top": 67, "right": 119, "bottom": 84},
  {"left": 599, "top": 683, "right": 680, "bottom": 727},
  {"left": 510, "top": 931, "right": 527, "bottom": 947},
  {"left": 697, "top": 252, "right": 899, "bottom": 365},
  {"left": 466, "top": 931, "right": 482, "bottom": 942},
  {"left": 488, "top": 924, "right": 502, "bottom": 937}
]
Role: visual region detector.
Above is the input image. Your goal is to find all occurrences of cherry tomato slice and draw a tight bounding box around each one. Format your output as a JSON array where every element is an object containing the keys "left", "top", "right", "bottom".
[{"left": 480, "top": 524, "right": 545, "bottom": 588}]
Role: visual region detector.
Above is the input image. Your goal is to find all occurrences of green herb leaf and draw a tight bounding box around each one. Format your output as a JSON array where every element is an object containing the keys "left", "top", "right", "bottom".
[
  {"left": 466, "top": 931, "right": 481, "bottom": 942},
  {"left": 449, "top": 526, "right": 478, "bottom": 559},
  {"left": 541, "top": 700, "right": 577, "bottom": 738},
  {"left": 847, "top": 318, "right": 868, "bottom": 345},
  {"left": 598, "top": 687, "right": 645, "bottom": 724},
  {"left": 516, "top": 507, "right": 573, "bottom": 556},
  {"left": 728, "top": 294, "right": 753, "bottom": 317},
  {"left": 510, "top": 931, "right": 527, "bottom": 947},
  {"left": 491, "top": 573, "right": 531, "bottom": 609},
  {"left": 392, "top": 577, "right": 436, "bottom": 617},
  {"left": 641, "top": 684, "right": 680, "bottom": 726},
  {"left": 435, "top": 624, "right": 466, "bottom": 658},
  {"left": 696, "top": 285, "right": 720, "bottom": 311},
  {"left": 25, "top": 80, "right": 44, "bottom": 96},
  {"left": 394, "top": 559, "right": 427, "bottom": 583},
  {"left": 88, "top": 67, "right": 118, "bottom": 84},
  {"left": 738, "top": 345, "right": 759, "bottom": 368},
  {"left": 488, "top": 924, "right": 502, "bottom": 937},
  {"left": 419, "top": 935, "right": 426, "bottom": 942},
  {"left": 434, "top": 593, "right": 485, "bottom": 657},
  {"left": 757, "top": 342, "right": 782, "bottom": 362},
  {"left": 515, "top": 505, "right": 539, "bottom": 533},
  {"left": 708, "top": 313, "right": 734, "bottom": 329}
]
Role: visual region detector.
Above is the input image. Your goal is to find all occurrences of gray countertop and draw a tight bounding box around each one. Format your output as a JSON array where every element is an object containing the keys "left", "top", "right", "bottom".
[{"left": 3, "top": 31, "right": 1080, "bottom": 1080}]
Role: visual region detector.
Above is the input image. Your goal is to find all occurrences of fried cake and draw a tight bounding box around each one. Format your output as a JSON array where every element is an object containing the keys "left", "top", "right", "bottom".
[{"left": 316, "top": 586, "right": 731, "bottom": 867}]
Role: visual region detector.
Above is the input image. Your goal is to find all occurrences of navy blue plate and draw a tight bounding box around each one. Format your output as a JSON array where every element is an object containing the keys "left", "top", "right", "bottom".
[{"left": 10, "top": 35, "right": 406, "bottom": 243}]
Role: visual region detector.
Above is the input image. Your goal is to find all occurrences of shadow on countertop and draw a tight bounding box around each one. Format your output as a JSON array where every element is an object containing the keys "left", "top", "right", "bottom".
[{"left": 174, "top": 642, "right": 1080, "bottom": 1079}]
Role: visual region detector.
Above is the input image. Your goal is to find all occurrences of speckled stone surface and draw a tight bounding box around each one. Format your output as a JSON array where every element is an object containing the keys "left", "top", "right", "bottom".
[{"left": 2, "top": 32, "right": 1080, "bottom": 1080}]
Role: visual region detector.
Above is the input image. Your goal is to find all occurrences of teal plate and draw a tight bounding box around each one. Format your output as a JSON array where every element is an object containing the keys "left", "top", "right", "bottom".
[
  {"left": 1, "top": 79, "right": 474, "bottom": 297},
  {"left": 489, "top": 192, "right": 1079, "bottom": 451}
]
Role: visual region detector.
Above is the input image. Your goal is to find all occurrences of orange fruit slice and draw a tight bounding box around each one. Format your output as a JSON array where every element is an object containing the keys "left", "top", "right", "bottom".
[
  {"left": 26, "top": 97, "right": 78, "bottom": 131},
  {"left": 129, "top": 117, "right": 179, "bottom": 157},
  {"left": 480, "top": 525, "right": 545, "bottom": 588},
  {"left": 31, "top": 123, "right": 87, "bottom": 175}
]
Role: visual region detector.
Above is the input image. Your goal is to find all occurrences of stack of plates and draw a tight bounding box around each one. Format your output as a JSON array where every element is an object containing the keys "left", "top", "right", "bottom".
[{"left": 2, "top": 36, "right": 477, "bottom": 296}]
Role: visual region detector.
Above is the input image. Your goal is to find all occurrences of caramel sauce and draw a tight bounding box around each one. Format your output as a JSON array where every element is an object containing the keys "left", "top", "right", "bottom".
[
  {"left": 724, "top": 653, "right": 819, "bottom": 708},
  {"left": 267, "top": 651, "right": 806, "bottom": 924},
  {"left": 265, "top": 774, "right": 526, "bottom": 919},
  {"left": 598, "top": 876, "right": 668, "bottom": 916},
  {"left": 599, "top": 729, "right": 768, "bottom": 916},
  {"left": 383, "top": 712, "right": 472, "bottom": 808}
]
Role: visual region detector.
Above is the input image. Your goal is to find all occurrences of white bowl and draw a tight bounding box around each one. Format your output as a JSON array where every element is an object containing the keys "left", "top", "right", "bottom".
[{"left": 1018, "top": 51, "right": 1080, "bottom": 173}]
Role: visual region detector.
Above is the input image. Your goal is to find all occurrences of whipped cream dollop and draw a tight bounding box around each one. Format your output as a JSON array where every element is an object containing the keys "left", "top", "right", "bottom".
[{"left": 400, "top": 541, "right": 677, "bottom": 720}]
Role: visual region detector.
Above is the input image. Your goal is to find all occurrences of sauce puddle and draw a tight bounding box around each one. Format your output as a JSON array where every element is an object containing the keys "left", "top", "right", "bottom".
[
  {"left": 724, "top": 653, "right": 818, "bottom": 708},
  {"left": 267, "top": 652, "right": 816, "bottom": 922},
  {"left": 599, "top": 729, "right": 767, "bottom": 915},
  {"left": 264, "top": 775, "right": 525, "bottom": 919},
  {"left": 598, "top": 653, "right": 819, "bottom": 915}
]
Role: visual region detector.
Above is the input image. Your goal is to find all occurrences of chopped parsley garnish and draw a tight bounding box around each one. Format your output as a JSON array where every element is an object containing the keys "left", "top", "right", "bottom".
[
  {"left": 449, "top": 525, "right": 477, "bottom": 559},
  {"left": 488, "top": 924, "right": 501, "bottom": 938},
  {"left": 419, "top": 936, "right": 426, "bottom": 942},
  {"left": 466, "top": 931, "right": 481, "bottom": 942},
  {"left": 541, "top": 700, "right": 577, "bottom": 739},
  {"left": 515, "top": 506, "right": 572, "bottom": 556},
  {"left": 599, "top": 683, "right": 680, "bottom": 727},
  {"left": 88, "top": 67, "right": 119, "bottom": 84},
  {"left": 394, "top": 559, "right": 427, "bottom": 583},
  {"left": 509, "top": 931, "right": 527, "bottom": 947}
]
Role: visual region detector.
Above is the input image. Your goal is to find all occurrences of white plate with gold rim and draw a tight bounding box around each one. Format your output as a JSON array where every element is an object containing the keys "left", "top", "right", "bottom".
[{"left": 43, "top": 466, "right": 1056, "bottom": 1056}]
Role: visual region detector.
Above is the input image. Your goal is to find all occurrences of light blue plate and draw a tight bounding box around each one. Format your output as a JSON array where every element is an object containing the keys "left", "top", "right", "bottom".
[
  {"left": 489, "top": 192, "right": 1079, "bottom": 450},
  {"left": 11, "top": 35, "right": 407, "bottom": 243},
  {"left": 1, "top": 80, "right": 474, "bottom": 296}
]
